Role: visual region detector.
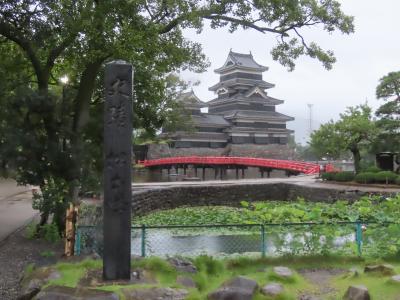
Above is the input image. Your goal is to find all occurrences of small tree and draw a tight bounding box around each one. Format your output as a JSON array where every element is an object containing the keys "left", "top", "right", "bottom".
[{"left": 310, "top": 104, "right": 378, "bottom": 173}]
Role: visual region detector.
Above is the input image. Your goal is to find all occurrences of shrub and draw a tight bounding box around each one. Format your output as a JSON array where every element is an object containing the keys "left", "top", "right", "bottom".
[
  {"left": 363, "top": 166, "right": 382, "bottom": 173},
  {"left": 374, "top": 171, "right": 398, "bottom": 184},
  {"left": 142, "top": 257, "right": 175, "bottom": 274},
  {"left": 334, "top": 171, "right": 355, "bottom": 182},
  {"left": 193, "top": 255, "right": 224, "bottom": 276},
  {"left": 354, "top": 172, "right": 376, "bottom": 184},
  {"left": 396, "top": 176, "right": 400, "bottom": 185},
  {"left": 192, "top": 272, "right": 208, "bottom": 291},
  {"left": 321, "top": 172, "right": 336, "bottom": 181},
  {"left": 25, "top": 222, "right": 37, "bottom": 239},
  {"left": 42, "top": 223, "right": 61, "bottom": 243}
]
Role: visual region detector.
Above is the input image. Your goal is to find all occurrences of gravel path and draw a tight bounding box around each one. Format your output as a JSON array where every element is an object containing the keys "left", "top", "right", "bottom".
[{"left": 0, "top": 220, "right": 63, "bottom": 300}]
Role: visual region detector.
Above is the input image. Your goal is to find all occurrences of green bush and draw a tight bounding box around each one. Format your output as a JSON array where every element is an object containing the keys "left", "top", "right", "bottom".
[
  {"left": 25, "top": 222, "right": 37, "bottom": 239},
  {"left": 363, "top": 166, "right": 382, "bottom": 173},
  {"left": 321, "top": 172, "right": 336, "bottom": 181},
  {"left": 192, "top": 272, "right": 208, "bottom": 291},
  {"left": 194, "top": 255, "right": 224, "bottom": 276},
  {"left": 374, "top": 171, "right": 398, "bottom": 184},
  {"left": 141, "top": 257, "right": 175, "bottom": 274},
  {"left": 354, "top": 172, "right": 376, "bottom": 184},
  {"left": 42, "top": 223, "right": 61, "bottom": 243},
  {"left": 395, "top": 176, "right": 400, "bottom": 185},
  {"left": 333, "top": 171, "right": 355, "bottom": 182}
]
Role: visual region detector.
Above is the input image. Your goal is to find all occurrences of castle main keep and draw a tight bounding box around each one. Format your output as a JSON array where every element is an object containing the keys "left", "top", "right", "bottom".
[{"left": 155, "top": 51, "right": 295, "bottom": 159}]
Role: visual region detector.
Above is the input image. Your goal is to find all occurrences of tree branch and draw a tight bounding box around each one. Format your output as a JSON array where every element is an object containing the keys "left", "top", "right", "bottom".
[
  {"left": 45, "top": 31, "right": 79, "bottom": 71},
  {"left": 0, "top": 20, "right": 45, "bottom": 88}
]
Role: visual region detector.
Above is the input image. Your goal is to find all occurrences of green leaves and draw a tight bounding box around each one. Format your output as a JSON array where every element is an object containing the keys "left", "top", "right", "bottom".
[
  {"left": 310, "top": 104, "right": 377, "bottom": 173},
  {"left": 376, "top": 71, "right": 400, "bottom": 101},
  {"left": 134, "top": 195, "right": 400, "bottom": 226},
  {"left": 374, "top": 71, "right": 400, "bottom": 153}
]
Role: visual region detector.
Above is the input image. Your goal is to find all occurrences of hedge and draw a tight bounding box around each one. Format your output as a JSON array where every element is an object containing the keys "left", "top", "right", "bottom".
[
  {"left": 373, "top": 171, "right": 398, "bottom": 184},
  {"left": 321, "top": 172, "right": 336, "bottom": 181},
  {"left": 322, "top": 170, "right": 400, "bottom": 185},
  {"left": 363, "top": 166, "right": 382, "bottom": 173},
  {"left": 334, "top": 171, "right": 355, "bottom": 182},
  {"left": 354, "top": 172, "right": 376, "bottom": 184}
]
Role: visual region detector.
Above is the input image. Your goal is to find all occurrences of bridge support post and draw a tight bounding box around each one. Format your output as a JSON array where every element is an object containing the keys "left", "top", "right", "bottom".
[
  {"left": 235, "top": 167, "right": 239, "bottom": 180},
  {"left": 202, "top": 167, "right": 206, "bottom": 180},
  {"left": 167, "top": 167, "right": 170, "bottom": 175},
  {"left": 214, "top": 167, "right": 218, "bottom": 180},
  {"left": 194, "top": 167, "right": 198, "bottom": 177},
  {"left": 183, "top": 165, "right": 187, "bottom": 175},
  {"left": 174, "top": 165, "right": 178, "bottom": 174},
  {"left": 219, "top": 167, "right": 223, "bottom": 180},
  {"left": 260, "top": 168, "right": 264, "bottom": 178},
  {"left": 267, "top": 169, "right": 271, "bottom": 178},
  {"left": 241, "top": 168, "right": 245, "bottom": 179}
]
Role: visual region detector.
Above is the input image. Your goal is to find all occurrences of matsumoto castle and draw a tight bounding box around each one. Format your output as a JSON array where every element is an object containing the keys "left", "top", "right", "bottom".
[{"left": 157, "top": 50, "right": 295, "bottom": 159}]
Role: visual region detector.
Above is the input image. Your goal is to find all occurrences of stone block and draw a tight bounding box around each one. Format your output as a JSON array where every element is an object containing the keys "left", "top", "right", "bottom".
[
  {"left": 343, "top": 285, "right": 370, "bottom": 300},
  {"left": 35, "top": 286, "right": 119, "bottom": 300}
]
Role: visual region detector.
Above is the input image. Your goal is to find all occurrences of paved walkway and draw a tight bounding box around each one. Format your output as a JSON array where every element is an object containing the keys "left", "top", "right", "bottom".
[{"left": 0, "top": 179, "right": 37, "bottom": 242}]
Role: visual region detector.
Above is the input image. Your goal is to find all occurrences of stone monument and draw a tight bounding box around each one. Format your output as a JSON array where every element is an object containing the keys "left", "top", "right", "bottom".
[{"left": 103, "top": 60, "right": 133, "bottom": 280}]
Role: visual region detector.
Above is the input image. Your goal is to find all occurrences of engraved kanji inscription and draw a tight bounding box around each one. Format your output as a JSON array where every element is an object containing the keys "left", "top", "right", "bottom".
[{"left": 103, "top": 61, "right": 133, "bottom": 280}]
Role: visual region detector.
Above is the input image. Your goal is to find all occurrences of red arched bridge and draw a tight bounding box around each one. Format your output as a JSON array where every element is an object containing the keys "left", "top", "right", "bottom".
[{"left": 139, "top": 156, "right": 335, "bottom": 179}]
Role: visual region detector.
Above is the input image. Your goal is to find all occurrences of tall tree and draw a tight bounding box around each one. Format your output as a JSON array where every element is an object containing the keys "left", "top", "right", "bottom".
[
  {"left": 374, "top": 71, "right": 400, "bottom": 152},
  {"left": 0, "top": 0, "right": 354, "bottom": 230},
  {"left": 309, "top": 104, "right": 377, "bottom": 173}
]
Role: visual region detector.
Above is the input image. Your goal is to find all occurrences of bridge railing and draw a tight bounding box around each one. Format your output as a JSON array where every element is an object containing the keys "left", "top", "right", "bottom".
[{"left": 138, "top": 156, "right": 323, "bottom": 174}]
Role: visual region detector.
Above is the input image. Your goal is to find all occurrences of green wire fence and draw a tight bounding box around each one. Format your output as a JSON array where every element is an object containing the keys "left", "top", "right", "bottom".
[{"left": 75, "top": 221, "right": 400, "bottom": 258}]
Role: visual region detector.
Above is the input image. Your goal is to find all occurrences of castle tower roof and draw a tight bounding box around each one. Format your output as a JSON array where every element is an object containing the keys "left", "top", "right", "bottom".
[
  {"left": 214, "top": 50, "right": 268, "bottom": 74},
  {"left": 176, "top": 90, "right": 207, "bottom": 109}
]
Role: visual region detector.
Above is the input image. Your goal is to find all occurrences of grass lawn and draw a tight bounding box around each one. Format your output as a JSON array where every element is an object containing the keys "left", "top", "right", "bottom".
[{"left": 25, "top": 255, "right": 400, "bottom": 300}]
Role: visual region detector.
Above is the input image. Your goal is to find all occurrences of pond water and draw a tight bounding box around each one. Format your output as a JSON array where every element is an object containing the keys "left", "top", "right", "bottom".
[
  {"left": 129, "top": 229, "right": 355, "bottom": 257},
  {"left": 78, "top": 226, "right": 356, "bottom": 257}
]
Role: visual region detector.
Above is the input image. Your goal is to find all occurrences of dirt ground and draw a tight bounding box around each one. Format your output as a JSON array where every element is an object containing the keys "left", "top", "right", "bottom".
[
  {"left": 298, "top": 268, "right": 346, "bottom": 300},
  {"left": 0, "top": 218, "right": 64, "bottom": 300}
]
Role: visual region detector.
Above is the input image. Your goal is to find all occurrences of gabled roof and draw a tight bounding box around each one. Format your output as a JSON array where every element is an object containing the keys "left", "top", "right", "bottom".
[
  {"left": 176, "top": 90, "right": 207, "bottom": 108},
  {"left": 192, "top": 114, "right": 231, "bottom": 127},
  {"left": 207, "top": 95, "right": 284, "bottom": 106},
  {"left": 209, "top": 78, "right": 274, "bottom": 91},
  {"left": 215, "top": 51, "right": 268, "bottom": 74},
  {"left": 224, "top": 110, "right": 295, "bottom": 121},
  {"left": 244, "top": 86, "right": 269, "bottom": 99}
]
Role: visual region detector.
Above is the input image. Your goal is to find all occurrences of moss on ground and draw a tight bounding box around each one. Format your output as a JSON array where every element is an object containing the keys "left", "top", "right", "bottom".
[
  {"left": 31, "top": 256, "right": 400, "bottom": 299},
  {"left": 332, "top": 264, "right": 400, "bottom": 299},
  {"left": 46, "top": 259, "right": 102, "bottom": 287}
]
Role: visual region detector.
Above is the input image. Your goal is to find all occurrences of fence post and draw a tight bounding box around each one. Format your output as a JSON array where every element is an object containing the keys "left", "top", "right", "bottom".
[
  {"left": 355, "top": 222, "right": 362, "bottom": 257},
  {"left": 141, "top": 224, "right": 146, "bottom": 257},
  {"left": 261, "top": 225, "right": 266, "bottom": 258}
]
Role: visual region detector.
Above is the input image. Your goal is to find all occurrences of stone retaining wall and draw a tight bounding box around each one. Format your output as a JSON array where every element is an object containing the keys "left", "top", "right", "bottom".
[
  {"left": 80, "top": 182, "right": 396, "bottom": 225},
  {"left": 131, "top": 182, "right": 394, "bottom": 216}
]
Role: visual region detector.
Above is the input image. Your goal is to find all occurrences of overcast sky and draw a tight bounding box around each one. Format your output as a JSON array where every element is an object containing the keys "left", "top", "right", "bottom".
[{"left": 180, "top": 0, "right": 400, "bottom": 143}]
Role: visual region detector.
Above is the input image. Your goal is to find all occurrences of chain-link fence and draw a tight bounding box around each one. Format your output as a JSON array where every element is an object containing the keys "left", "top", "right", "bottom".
[{"left": 75, "top": 222, "right": 400, "bottom": 258}]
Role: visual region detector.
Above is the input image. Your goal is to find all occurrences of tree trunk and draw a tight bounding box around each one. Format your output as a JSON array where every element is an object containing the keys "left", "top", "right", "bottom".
[
  {"left": 68, "top": 59, "right": 104, "bottom": 206},
  {"left": 351, "top": 147, "right": 361, "bottom": 174}
]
